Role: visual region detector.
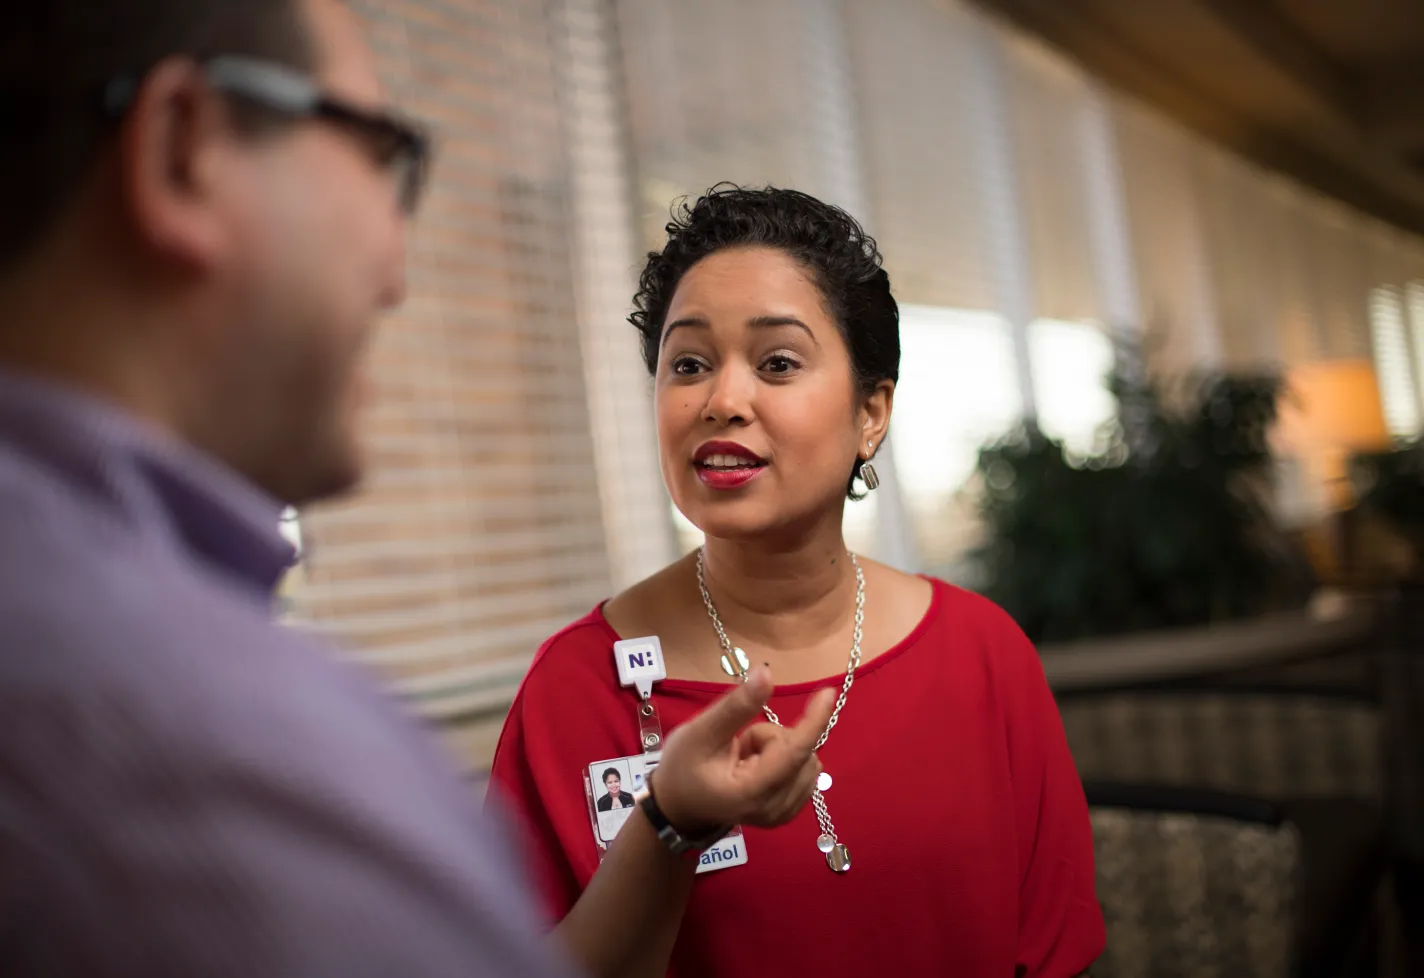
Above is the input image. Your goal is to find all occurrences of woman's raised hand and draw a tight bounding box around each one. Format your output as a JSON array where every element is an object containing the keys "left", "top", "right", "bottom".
[{"left": 651, "top": 668, "right": 835, "bottom": 836}]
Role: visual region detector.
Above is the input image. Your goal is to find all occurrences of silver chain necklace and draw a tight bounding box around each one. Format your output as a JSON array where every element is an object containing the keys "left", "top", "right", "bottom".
[{"left": 695, "top": 548, "right": 865, "bottom": 874}]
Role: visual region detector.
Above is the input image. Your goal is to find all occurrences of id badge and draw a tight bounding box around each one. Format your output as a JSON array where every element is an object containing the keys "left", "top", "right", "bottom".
[{"left": 583, "top": 752, "right": 748, "bottom": 874}]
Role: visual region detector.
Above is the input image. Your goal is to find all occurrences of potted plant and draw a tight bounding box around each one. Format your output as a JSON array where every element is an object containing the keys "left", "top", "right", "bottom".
[
  {"left": 970, "top": 339, "right": 1310, "bottom": 644},
  {"left": 1351, "top": 440, "right": 1424, "bottom": 575}
]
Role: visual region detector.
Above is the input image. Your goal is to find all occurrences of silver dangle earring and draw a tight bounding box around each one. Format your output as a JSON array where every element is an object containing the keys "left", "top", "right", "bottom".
[{"left": 860, "top": 441, "right": 880, "bottom": 491}]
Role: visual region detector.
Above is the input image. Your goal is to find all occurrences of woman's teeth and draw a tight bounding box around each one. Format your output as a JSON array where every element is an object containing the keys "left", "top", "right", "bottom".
[{"left": 701, "top": 454, "right": 760, "bottom": 469}]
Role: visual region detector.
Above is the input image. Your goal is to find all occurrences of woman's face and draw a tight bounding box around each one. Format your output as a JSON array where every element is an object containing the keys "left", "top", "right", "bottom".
[{"left": 654, "top": 246, "right": 891, "bottom": 542}]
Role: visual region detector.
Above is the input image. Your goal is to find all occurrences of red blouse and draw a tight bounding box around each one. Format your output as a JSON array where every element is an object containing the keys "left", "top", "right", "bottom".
[{"left": 490, "top": 579, "right": 1104, "bottom": 977}]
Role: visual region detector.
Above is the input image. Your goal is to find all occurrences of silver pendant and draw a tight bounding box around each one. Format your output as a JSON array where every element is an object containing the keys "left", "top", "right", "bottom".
[
  {"left": 816, "top": 771, "right": 832, "bottom": 792},
  {"left": 816, "top": 833, "right": 835, "bottom": 854},
  {"left": 826, "top": 843, "right": 852, "bottom": 873},
  {"left": 718, "top": 647, "right": 750, "bottom": 677}
]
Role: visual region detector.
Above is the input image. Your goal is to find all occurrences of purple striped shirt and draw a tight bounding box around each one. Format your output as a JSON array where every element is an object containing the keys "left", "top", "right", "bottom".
[{"left": 0, "top": 368, "right": 576, "bottom": 977}]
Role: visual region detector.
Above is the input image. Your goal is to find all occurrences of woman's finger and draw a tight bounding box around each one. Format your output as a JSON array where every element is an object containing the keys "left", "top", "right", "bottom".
[{"left": 746, "top": 754, "right": 821, "bottom": 827}]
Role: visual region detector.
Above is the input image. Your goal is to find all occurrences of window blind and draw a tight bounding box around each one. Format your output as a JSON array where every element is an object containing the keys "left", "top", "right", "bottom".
[
  {"left": 1408, "top": 279, "right": 1424, "bottom": 418},
  {"left": 1194, "top": 145, "right": 1292, "bottom": 370},
  {"left": 1265, "top": 179, "right": 1330, "bottom": 365},
  {"left": 1309, "top": 199, "right": 1376, "bottom": 362},
  {"left": 286, "top": 0, "right": 614, "bottom": 771},
  {"left": 1109, "top": 88, "right": 1424, "bottom": 385},
  {"left": 1001, "top": 31, "right": 1102, "bottom": 324},
  {"left": 611, "top": 0, "right": 913, "bottom": 562},
  {"left": 1111, "top": 96, "right": 1226, "bottom": 373},
  {"left": 614, "top": 0, "right": 867, "bottom": 230},
  {"left": 1370, "top": 285, "right": 1421, "bottom": 438},
  {"left": 268, "top": 0, "right": 1424, "bottom": 775},
  {"left": 552, "top": 0, "right": 677, "bottom": 591},
  {"left": 849, "top": 1, "right": 1034, "bottom": 576},
  {"left": 893, "top": 305, "right": 1022, "bottom": 575},
  {"left": 846, "top": 0, "right": 1007, "bottom": 313}
]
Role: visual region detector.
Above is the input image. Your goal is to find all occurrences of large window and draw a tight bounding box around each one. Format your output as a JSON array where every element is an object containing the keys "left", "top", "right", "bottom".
[
  {"left": 1409, "top": 280, "right": 1424, "bottom": 427},
  {"left": 1027, "top": 319, "right": 1119, "bottom": 456},
  {"left": 892, "top": 306, "right": 1023, "bottom": 575},
  {"left": 278, "top": 0, "right": 1424, "bottom": 778},
  {"left": 890, "top": 308, "right": 1122, "bottom": 577},
  {"left": 1370, "top": 285, "right": 1421, "bottom": 439},
  {"left": 289, "top": 0, "right": 615, "bottom": 772}
]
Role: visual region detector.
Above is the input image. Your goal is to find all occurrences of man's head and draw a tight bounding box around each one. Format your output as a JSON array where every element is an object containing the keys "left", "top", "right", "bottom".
[{"left": 0, "top": 0, "right": 427, "bottom": 504}]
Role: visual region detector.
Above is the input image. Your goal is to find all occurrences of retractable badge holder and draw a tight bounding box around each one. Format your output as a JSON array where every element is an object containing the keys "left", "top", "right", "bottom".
[
  {"left": 599, "top": 635, "right": 749, "bottom": 874},
  {"left": 614, "top": 636, "right": 667, "bottom": 753}
]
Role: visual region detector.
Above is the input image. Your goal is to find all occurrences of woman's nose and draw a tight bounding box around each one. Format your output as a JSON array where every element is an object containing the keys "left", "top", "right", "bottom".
[{"left": 703, "top": 364, "right": 755, "bottom": 426}]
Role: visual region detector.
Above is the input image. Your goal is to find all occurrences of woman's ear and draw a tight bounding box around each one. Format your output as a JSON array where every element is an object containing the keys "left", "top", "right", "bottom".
[{"left": 859, "top": 379, "right": 894, "bottom": 456}]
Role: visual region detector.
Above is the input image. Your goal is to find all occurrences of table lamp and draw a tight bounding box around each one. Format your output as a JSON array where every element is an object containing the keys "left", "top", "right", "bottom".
[
  {"left": 1275, "top": 359, "right": 1392, "bottom": 580},
  {"left": 1277, "top": 359, "right": 1392, "bottom": 510}
]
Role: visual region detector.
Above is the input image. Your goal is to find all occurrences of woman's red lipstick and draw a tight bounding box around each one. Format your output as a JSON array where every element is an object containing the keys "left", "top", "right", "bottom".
[{"left": 693, "top": 440, "right": 767, "bottom": 490}]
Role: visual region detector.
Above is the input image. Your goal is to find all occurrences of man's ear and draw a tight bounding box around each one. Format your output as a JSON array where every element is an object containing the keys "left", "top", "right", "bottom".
[{"left": 117, "top": 58, "right": 235, "bottom": 271}]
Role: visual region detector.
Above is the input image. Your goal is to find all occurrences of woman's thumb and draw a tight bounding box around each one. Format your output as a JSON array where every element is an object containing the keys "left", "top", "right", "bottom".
[{"left": 681, "top": 667, "right": 773, "bottom": 751}]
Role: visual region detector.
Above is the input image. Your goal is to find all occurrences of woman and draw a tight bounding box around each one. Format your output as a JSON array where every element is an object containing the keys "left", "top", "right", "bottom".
[
  {"left": 490, "top": 186, "right": 1103, "bottom": 978},
  {"left": 595, "top": 769, "right": 633, "bottom": 812}
]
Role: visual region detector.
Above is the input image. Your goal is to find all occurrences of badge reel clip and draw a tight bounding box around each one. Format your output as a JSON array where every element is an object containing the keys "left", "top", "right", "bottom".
[
  {"left": 614, "top": 636, "right": 666, "bottom": 754},
  {"left": 600, "top": 635, "right": 750, "bottom": 872}
]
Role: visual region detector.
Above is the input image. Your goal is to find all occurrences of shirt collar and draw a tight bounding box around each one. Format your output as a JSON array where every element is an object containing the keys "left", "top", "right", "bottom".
[{"left": 0, "top": 367, "right": 298, "bottom": 596}]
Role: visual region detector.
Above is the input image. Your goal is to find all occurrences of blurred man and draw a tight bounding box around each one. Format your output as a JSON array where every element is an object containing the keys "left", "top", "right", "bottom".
[
  {"left": 0, "top": 3, "right": 830, "bottom": 975},
  {"left": 0, "top": 2, "right": 578, "bottom": 974}
]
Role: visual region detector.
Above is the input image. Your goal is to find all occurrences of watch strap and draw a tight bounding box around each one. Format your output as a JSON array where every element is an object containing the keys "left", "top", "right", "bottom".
[{"left": 636, "top": 772, "right": 730, "bottom": 854}]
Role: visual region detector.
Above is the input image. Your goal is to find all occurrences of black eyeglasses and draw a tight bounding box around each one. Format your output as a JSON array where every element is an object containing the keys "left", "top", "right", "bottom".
[{"left": 104, "top": 56, "right": 433, "bottom": 215}]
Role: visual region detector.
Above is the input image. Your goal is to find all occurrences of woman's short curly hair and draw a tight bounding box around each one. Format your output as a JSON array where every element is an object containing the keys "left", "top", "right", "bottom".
[{"left": 629, "top": 184, "right": 900, "bottom": 498}]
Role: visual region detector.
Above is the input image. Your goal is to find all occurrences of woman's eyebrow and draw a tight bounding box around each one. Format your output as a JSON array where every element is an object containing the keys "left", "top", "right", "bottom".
[{"left": 663, "top": 314, "right": 818, "bottom": 346}]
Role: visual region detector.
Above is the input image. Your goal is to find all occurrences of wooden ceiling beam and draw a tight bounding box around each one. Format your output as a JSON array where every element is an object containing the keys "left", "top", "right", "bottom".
[
  {"left": 965, "top": 0, "right": 1424, "bottom": 235},
  {"left": 1194, "top": 0, "right": 1361, "bottom": 123},
  {"left": 1358, "top": 58, "right": 1424, "bottom": 151}
]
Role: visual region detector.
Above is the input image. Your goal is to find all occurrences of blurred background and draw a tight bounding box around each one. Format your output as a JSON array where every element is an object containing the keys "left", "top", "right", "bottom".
[{"left": 278, "top": 1, "right": 1424, "bottom": 974}]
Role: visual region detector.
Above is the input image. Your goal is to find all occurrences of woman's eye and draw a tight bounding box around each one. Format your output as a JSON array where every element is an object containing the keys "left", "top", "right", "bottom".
[
  {"left": 762, "top": 355, "right": 799, "bottom": 374},
  {"left": 670, "top": 356, "right": 705, "bottom": 376}
]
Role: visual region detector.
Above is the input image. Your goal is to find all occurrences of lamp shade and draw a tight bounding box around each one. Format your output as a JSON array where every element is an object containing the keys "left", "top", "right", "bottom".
[
  {"left": 1277, "top": 360, "right": 1391, "bottom": 457},
  {"left": 1276, "top": 360, "right": 1392, "bottom": 513}
]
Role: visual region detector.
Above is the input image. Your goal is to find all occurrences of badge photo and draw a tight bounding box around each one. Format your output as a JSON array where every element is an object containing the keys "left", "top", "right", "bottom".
[
  {"left": 589, "top": 757, "right": 641, "bottom": 843},
  {"left": 583, "top": 753, "right": 748, "bottom": 874}
]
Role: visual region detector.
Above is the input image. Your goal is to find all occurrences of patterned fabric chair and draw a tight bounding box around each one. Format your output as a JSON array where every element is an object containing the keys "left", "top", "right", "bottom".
[
  {"left": 1067, "top": 687, "right": 1392, "bottom": 978},
  {"left": 1088, "top": 783, "right": 1301, "bottom": 978},
  {"left": 1059, "top": 688, "right": 1384, "bottom": 803}
]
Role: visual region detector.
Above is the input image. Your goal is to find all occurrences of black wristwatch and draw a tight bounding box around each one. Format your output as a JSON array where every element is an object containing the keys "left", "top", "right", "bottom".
[{"left": 634, "top": 771, "right": 731, "bottom": 855}]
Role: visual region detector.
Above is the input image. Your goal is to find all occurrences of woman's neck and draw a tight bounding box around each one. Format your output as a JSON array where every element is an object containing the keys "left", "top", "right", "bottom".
[{"left": 698, "top": 525, "right": 859, "bottom": 656}]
